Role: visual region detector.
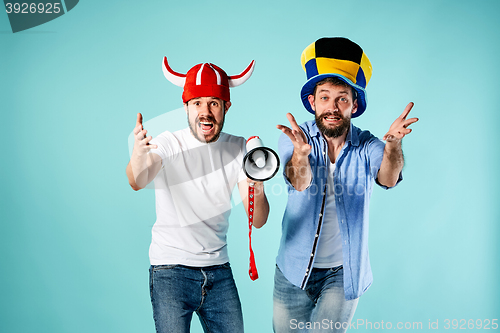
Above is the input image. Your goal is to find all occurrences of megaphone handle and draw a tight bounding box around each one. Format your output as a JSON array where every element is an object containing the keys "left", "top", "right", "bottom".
[{"left": 248, "top": 183, "right": 259, "bottom": 281}]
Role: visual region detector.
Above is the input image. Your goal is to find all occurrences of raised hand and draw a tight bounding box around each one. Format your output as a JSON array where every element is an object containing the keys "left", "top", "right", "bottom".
[
  {"left": 276, "top": 113, "right": 312, "bottom": 156},
  {"left": 133, "top": 113, "right": 157, "bottom": 156},
  {"left": 383, "top": 102, "right": 419, "bottom": 142},
  {"left": 277, "top": 113, "right": 312, "bottom": 191}
]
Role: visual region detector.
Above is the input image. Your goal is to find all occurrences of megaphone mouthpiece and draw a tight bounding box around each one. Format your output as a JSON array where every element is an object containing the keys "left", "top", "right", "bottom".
[{"left": 250, "top": 150, "right": 266, "bottom": 168}]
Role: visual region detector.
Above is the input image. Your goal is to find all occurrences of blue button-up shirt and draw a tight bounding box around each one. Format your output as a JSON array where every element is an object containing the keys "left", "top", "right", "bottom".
[{"left": 276, "top": 120, "right": 402, "bottom": 300}]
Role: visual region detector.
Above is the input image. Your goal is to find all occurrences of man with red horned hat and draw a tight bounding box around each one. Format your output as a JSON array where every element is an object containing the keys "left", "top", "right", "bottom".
[
  {"left": 126, "top": 58, "right": 269, "bottom": 332},
  {"left": 273, "top": 37, "right": 419, "bottom": 332}
]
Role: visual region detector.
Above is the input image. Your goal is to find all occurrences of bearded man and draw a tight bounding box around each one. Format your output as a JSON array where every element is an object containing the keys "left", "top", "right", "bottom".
[
  {"left": 126, "top": 58, "right": 269, "bottom": 333},
  {"left": 273, "top": 37, "right": 418, "bottom": 333}
]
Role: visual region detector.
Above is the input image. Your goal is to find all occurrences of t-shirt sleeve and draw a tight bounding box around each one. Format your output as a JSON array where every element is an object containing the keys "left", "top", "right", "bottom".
[
  {"left": 149, "top": 132, "right": 174, "bottom": 165},
  {"left": 238, "top": 138, "right": 248, "bottom": 183},
  {"left": 367, "top": 137, "right": 403, "bottom": 189}
]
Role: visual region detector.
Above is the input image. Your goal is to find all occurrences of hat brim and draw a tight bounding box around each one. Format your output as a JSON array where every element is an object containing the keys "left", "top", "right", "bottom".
[{"left": 300, "top": 74, "right": 367, "bottom": 118}]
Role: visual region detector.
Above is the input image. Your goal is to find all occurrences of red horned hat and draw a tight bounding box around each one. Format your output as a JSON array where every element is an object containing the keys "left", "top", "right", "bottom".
[{"left": 162, "top": 57, "right": 255, "bottom": 103}]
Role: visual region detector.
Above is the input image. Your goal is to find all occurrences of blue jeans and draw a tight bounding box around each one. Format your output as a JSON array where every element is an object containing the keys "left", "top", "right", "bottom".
[
  {"left": 149, "top": 263, "right": 244, "bottom": 333},
  {"left": 273, "top": 265, "right": 358, "bottom": 333}
]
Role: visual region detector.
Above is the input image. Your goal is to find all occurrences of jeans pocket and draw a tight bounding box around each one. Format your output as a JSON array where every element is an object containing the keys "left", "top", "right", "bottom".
[{"left": 220, "top": 262, "right": 231, "bottom": 270}]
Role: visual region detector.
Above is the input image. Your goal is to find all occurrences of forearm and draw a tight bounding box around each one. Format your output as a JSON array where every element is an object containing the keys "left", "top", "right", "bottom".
[
  {"left": 251, "top": 183, "right": 269, "bottom": 229},
  {"left": 378, "top": 140, "right": 404, "bottom": 187},
  {"left": 285, "top": 151, "right": 312, "bottom": 191},
  {"left": 127, "top": 152, "right": 152, "bottom": 190}
]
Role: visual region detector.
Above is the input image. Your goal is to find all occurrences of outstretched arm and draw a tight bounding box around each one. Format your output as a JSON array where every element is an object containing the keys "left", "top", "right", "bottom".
[
  {"left": 126, "top": 113, "right": 162, "bottom": 191},
  {"left": 276, "top": 113, "right": 312, "bottom": 191},
  {"left": 377, "top": 102, "right": 419, "bottom": 187}
]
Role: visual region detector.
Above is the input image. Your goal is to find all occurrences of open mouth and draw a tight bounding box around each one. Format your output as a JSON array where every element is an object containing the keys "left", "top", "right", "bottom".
[
  {"left": 199, "top": 121, "right": 215, "bottom": 134},
  {"left": 323, "top": 115, "right": 341, "bottom": 124}
]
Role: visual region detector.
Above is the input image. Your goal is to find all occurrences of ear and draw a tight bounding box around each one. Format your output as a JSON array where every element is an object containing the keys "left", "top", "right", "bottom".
[
  {"left": 183, "top": 103, "right": 188, "bottom": 114},
  {"left": 307, "top": 95, "right": 316, "bottom": 112},
  {"left": 224, "top": 101, "right": 232, "bottom": 114},
  {"left": 351, "top": 98, "right": 358, "bottom": 115}
]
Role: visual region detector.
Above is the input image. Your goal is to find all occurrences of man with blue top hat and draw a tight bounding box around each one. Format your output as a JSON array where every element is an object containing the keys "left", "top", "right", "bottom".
[{"left": 273, "top": 37, "right": 418, "bottom": 332}]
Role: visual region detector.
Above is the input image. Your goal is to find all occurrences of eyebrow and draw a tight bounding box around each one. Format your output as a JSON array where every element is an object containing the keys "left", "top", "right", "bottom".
[
  {"left": 190, "top": 97, "right": 220, "bottom": 102},
  {"left": 317, "top": 89, "right": 349, "bottom": 95}
]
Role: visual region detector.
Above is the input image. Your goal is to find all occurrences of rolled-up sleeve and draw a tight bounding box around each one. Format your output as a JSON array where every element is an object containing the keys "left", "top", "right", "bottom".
[{"left": 368, "top": 138, "right": 403, "bottom": 189}]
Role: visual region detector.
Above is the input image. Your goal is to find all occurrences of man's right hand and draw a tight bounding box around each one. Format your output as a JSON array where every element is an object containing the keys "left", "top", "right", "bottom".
[
  {"left": 133, "top": 113, "right": 158, "bottom": 157},
  {"left": 276, "top": 113, "right": 311, "bottom": 157},
  {"left": 276, "top": 113, "right": 312, "bottom": 191},
  {"left": 127, "top": 113, "right": 161, "bottom": 191}
]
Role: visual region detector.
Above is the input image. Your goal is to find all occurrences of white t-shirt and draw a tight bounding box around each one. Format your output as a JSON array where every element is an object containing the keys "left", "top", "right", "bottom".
[
  {"left": 313, "top": 161, "right": 343, "bottom": 268},
  {"left": 148, "top": 128, "right": 247, "bottom": 266}
]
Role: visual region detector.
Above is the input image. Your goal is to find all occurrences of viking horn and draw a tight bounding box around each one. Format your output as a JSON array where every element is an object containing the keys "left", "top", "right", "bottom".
[
  {"left": 162, "top": 57, "right": 186, "bottom": 87},
  {"left": 228, "top": 60, "right": 255, "bottom": 87}
]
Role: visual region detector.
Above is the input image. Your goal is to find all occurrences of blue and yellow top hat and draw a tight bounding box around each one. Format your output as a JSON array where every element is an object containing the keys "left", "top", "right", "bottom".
[{"left": 300, "top": 37, "right": 372, "bottom": 118}]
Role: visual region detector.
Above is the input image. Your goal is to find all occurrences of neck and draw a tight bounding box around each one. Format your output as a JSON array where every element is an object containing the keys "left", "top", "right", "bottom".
[{"left": 323, "top": 128, "right": 348, "bottom": 164}]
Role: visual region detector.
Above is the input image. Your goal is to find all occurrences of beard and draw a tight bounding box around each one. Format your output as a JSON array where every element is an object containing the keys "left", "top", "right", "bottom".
[
  {"left": 187, "top": 111, "right": 225, "bottom": 143},
  {"left": 315, "top": 111, "right": 351, "bottom": 138}
]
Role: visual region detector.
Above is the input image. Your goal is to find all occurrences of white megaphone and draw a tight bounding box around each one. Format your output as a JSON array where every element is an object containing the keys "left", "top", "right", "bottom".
[
  {"left": 243, "top": 136, "right": 280, "bottom": 181},
  {"left": 243, "top": 136, "right": 280, "bottom": 281}
]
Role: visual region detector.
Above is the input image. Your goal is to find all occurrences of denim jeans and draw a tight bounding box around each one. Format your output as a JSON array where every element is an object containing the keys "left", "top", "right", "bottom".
[
  {"left": 149, "top": 263, "right": 244, "bottom": 333},
  {"left": 273, "top": 265, "right": 358, "bottom": 333}
]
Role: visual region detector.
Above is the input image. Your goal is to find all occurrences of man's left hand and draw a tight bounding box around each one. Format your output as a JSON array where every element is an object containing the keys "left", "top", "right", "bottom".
[
  {"left": 383, "top": 102, "right": 419, "bottom": 142},
  {"left": 247, "top": 178, "right": 264, "bottom": 195}
]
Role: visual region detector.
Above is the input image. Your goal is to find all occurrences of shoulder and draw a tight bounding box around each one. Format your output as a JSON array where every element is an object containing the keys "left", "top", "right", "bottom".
[
  {"left": 218, "top": 132, "right": 246, "bottom": 156},
  {"left": 219, "top": 132, "right": 245, "bottom": 150},
  {"left": 352, "top": 125, "right": 380, "bottom": 145},
  {"left": 351, "top": 125, "right": 385, "bottom": 158},
  {"left": 150, "top": 128, "right": 187, "bottom": 156},
  {"left": 154, "top": 128, "right": 192, "bottom": 141},
  {"left": 219, "top": 132, "right": 245, "bottom": 145},
  {"left": 299, "top": 120, "right": 316, "bottom": 135},
  {"left": 151, "top": 129, "right": 176, "bottom": 146}
]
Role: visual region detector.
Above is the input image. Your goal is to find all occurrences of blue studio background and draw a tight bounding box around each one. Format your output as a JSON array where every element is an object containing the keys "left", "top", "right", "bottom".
[{"left": 1, "top": 0, "right": 499, "bottom": 332}]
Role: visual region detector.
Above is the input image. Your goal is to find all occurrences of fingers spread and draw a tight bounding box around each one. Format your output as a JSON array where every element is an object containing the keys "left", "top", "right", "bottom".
[
  {"left": 286, "top": 113, "right": 301, "bottom": 131},
  {"left": 405, "top": 117, "right": 419, "bottom": 126},
  {"left": 277, "top": 124, "right": 297, "bottom": 141},
  {"left": 400, "top": 102, "right": 414, "bottom": 120},
  {"left": 277, "top": 124, "right": 291, "bottom": 132},
  {"left": 292, "top": 129, "right": 304, "bottom": 143}
]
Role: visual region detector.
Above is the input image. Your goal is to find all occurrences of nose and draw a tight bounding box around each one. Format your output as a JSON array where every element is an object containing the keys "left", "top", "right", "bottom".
[
  {"left": 326, "top": 99, "right": 338, "bottom": 112},
  {"left": 199, "top": 102, "right": 212, "bottom": 115}
]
